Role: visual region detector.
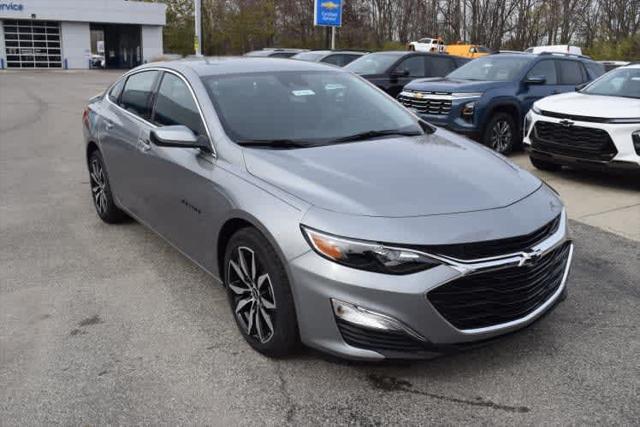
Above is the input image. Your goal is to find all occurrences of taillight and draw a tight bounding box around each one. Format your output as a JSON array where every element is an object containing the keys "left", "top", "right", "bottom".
[{"left": 82, "top": 107, "right": 90, "bottom": 128}]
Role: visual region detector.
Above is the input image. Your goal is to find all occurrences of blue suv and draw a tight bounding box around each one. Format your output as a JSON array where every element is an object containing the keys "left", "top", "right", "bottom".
[{"left": 399, "top": 53, "right": 604, "bottom": 153}]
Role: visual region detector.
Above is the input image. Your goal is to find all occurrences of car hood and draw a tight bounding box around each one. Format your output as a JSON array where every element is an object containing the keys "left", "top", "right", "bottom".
[
  {"left": 243, "top": 130, "right": 541, "bottom": 217},
  {"left": 405, "top": 77, "right": 510, "bottom": 93},
  {"left": 535, "top": 92, "right": 640, "bottom": 118}
]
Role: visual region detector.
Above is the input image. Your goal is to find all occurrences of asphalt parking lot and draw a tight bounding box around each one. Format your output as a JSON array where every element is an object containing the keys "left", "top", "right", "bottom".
[{"left": 1, "top": 70, "right": 639, "bottom": 425}]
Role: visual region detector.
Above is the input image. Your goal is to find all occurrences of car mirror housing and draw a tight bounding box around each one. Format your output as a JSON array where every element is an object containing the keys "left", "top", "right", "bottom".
[
  {"left": 150, "top": 125, "right": 211, "bottom": 152},
  {"left": 524, "top": 76, "right": 546, "bottom": 85}
]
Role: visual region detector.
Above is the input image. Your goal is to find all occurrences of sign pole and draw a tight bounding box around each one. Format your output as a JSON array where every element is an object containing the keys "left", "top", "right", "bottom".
[
  {"left": 194, "top": 0, "right": 202, "bottom": 56},
  {"left": 331, "top": 26, "right": 336, "bottom": 50}
]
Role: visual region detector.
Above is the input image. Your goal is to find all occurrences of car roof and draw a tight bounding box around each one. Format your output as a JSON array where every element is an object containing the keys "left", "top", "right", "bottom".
[{"left": 140, "top": 57, "right": 347, "bottom": 77}]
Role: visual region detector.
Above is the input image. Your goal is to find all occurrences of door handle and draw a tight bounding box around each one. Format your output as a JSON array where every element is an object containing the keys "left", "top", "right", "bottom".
[{"left": 138, "top": 138, "right": 151, "bottom": 152}]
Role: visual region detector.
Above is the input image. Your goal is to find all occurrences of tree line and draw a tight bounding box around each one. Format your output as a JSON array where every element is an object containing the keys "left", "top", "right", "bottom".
[{"left": 156, "top": 0, "right": 640, "bottom": 60}]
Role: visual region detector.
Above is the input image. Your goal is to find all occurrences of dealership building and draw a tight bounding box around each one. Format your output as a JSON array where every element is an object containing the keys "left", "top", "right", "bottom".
[{"left": 0, "top": 0, "right": 166, "bottom": 69}]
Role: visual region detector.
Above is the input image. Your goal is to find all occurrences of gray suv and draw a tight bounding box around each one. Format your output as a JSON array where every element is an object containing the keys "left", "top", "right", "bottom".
[{"left": 82, "top": 58, "right": 573, "bottom": 360}]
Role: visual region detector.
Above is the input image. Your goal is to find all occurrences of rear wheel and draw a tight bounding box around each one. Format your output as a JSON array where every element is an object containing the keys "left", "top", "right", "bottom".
[
  {"left": 530, "top": 156, "right": 562, "bottom": 171},
  {"left": 224, "top": 228, "right": 299, "bottom": 357},
  {"left": 88, "top": 150, "right": 128, "bottom": 223},
  {"left": 483, "top": 113, "right": 517, "bottom": 154}
]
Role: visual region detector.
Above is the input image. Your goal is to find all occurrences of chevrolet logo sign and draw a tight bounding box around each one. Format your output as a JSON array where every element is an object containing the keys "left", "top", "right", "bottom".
[{"left": 558, "top": 119, "right": 574, "bottom": 127}]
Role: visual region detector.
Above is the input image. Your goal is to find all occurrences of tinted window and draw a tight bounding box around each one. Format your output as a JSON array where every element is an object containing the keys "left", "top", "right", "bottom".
[
  {"left": 345, "top": 53, "right": 403, "bottom": 75},
  {"left": 526, "top": 60, "right": 557, "bottom": 84},
  {"left": 321, "top": 54, "right": 342, "bottom": 66},
  {"left": 120, "top": 71, "right": 159, "bottom": 119},
  {"left": 585, "top": 61, "right": 605, "bottom": 78},
  {"left": 108, "top": 78, "right": 125, "bottom": 102},
  {"left": 394, "top": 56, "right": 425, "bottom": 77},
  {"left": 557, "top": 60, "right": 585, "bottom": 85},
  {"left": 341, "top": 54, "right": 362, "bottom": 66},
  {"left": 426, "top": 56, "right": 456, "bottom": 77},
  {"left": 202, "top": 71, "right": 422, "bottom": 145},
  {"left": 448, "top": 56, "right": 532, "bottom": 81},
  {"left": 152, "top": 72, "right": 206, "bottom": 136}
]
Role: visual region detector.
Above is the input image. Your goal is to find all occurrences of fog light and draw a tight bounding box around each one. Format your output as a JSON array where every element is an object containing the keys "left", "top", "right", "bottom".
[
  {"left": 462, "top": 101, "right": 476, "bottom": 119},
  {"left": 632, "top": 131, "right": 640, "bottom": 155},
  {"left": 331, "top": 299, "right": 425, "bottom": 340}
]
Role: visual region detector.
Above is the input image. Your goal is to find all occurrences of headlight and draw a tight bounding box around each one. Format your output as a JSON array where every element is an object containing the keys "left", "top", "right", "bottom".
[
  {"left": 301, "top": 226, "right": 441, "bottom": 275},
  {"left": 531, "top": 104, "right": 542, "bottom": 115},
  {"left": 451, "top": 92, "right": 483, "bottom": 99}
]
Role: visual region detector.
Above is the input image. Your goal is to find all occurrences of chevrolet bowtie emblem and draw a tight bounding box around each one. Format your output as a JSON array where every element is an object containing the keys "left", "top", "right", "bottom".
[
  {"left": 559, "top": 119, "right": 574, "bottom": 127},
  {"left": 518, "top": 248, "right": 543, "bottom": 267}
]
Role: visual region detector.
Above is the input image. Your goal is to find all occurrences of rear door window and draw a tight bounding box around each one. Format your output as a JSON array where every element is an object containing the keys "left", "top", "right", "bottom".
[
  {"left": 120, "top": 70, "right": 159, "bottom": 120},
  {"left": 394, "top": 56, "right": 426, "bottom": 77},
  {"left": 426, "top": 56, "right": 457, "bottom": 77},
  {"left": 152, "top": 72, "right": 206, "bottom": 137},
  {"left": 557, "top": 60, "right": 586, "bottom": 85},
  {"left": 108, "top": 78, "right": 125, "bottom": 103},
  {"left": 526, "top": 60, "right": 557, "bottom": 84}
]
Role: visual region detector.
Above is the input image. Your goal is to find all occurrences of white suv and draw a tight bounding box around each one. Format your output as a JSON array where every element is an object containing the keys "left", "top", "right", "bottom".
[{"left": 524, "top": 63, "right": 640, "bottom": 172}]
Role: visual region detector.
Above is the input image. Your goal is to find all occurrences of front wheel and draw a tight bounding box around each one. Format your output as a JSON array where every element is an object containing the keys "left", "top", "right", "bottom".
[
  {"left": 224, "top": 228, "right": 300, "bottom": 357},
  {"left": 482, "top": 113, "right": 517, "bottom": 154}
]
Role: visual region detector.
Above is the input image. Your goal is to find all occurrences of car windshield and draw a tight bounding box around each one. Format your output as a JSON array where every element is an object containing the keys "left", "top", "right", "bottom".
[
  {"left": 582, "top": 67, "right": 640, "bottom": 99},
  {"left": 292, "top": 52, "right": 326, "bottom": 61},
  {"left": 447, "top": 56, "right": 532, "bottom": 81},
  {"left": 202, "top": 71, "right": 423, "bottom": 146},
  {"left": 345, "top": 53, "right": 401, "bottom": 75}
]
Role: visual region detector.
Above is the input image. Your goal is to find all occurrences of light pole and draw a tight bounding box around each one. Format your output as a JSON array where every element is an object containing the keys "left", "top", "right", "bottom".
[{"left": 195, "top": 0, "right": 202, "bottom": 56}]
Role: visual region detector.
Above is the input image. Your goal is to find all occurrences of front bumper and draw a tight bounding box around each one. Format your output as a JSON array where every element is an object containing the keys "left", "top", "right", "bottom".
[
  {"left": 524, "top": 111, "right": 640, "bottom": 172},
  {"left": 288, "top": 211, "right": 573, "bottom": 360}
]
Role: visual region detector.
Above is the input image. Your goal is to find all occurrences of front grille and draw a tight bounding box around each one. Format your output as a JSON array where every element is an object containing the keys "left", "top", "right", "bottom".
[
  {"left": 336, "top": 319, "right": 427, "bottom": 352},
  {"left": 428, "top": 242, "right": 571, "bottom": 330},
  {"left": 532, "top": 121, "right": 617, "bottom": 161},
  {"left": 398, "top": 92, "right": 452, "bottom": 115},
  {"left": 412, "top": 215, "right": 561, "bottom": 261}
]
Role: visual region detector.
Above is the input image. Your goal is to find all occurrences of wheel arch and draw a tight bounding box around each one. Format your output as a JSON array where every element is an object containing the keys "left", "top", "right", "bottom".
[
  {"left": 482, "top": 101, "right": 522, "bottom": 134},
  {"left": 86, "top": 140, "right": 100, "bottom": 164},
  {"left": 215, "top": 211, "right": 296, "bottom": 284}
]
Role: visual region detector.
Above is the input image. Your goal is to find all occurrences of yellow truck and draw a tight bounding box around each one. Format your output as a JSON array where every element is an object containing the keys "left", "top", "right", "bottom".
[{"left": 446, "top": 43, "right": 492, "bottom": 59}]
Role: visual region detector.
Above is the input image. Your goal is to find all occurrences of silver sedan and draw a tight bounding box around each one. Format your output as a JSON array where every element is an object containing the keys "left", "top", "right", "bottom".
[{"left": 82, "top": 58, "right": 572, "bottom": 360}]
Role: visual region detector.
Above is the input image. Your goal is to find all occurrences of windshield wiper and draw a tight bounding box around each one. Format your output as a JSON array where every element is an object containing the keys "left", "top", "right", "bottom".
[
  {"left": 331, "top": 129, "right": 423, "bottom": 143},
  {"left": 236, "top": 139, "right": 313, "bottom": 149}
]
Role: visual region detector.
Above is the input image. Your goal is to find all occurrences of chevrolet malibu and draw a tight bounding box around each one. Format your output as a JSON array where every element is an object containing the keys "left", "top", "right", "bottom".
[{"left": 82, "top": 58, "right": 573, "bottom": 360}]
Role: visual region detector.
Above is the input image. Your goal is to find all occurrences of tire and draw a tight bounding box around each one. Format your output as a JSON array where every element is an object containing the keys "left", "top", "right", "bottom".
[
  {"left": 482, "top": 112, "right": 517, "bottom": 154},
  {"left": 530, "top": 156, "right": 562, "bottom": 172},
  {"left": 408, "top": 45, "right": 415, "bottom": 51},
  {"left": 223, "top": 227, "right": 300, "bottom": 357},
  {"left": 88, "top": 150, "right": 128, "bottom": 224}
]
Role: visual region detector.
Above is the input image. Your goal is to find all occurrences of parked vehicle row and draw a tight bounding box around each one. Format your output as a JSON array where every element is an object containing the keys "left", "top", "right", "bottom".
[{"left": 83, "top": 57, "right": 574, "bottom": 361}]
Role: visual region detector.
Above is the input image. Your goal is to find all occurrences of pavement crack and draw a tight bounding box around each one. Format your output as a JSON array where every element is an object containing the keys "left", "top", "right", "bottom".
[
  {"left": 275, "top": 363, "right": 298, "bottom": 424},
  {"left": 367, "top": 374, "right": 530, "bottom": 414}
]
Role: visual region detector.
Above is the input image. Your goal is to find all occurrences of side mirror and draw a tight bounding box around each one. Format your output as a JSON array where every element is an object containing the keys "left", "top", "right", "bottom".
[
  {"left": 150, "top": 125, "right": 211, "bottom": 152},
  {"left": 524, "top": 76, "right": 546, "bottom": 85},
  {"left": 575, "top": 82, "right": 588, "bottom": 91}
]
